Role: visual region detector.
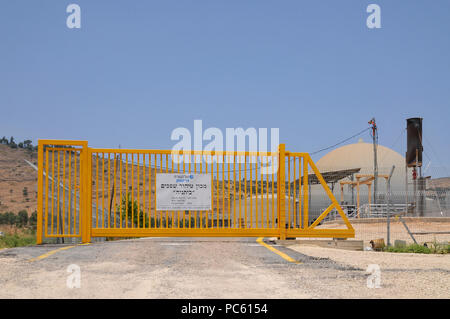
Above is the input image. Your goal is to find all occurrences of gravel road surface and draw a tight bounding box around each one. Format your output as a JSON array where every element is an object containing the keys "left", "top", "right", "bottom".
[{"left": 0, "top": 238, "right": 447, "bottom": 298}]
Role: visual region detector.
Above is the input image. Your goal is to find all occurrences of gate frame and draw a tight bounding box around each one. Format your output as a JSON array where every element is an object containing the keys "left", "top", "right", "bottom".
[
  {"left": 37, "top": 140, "right": 91, "bottom": 243},
  {"left": 37, "top": 140, "right": 354, "bottom": 244}
]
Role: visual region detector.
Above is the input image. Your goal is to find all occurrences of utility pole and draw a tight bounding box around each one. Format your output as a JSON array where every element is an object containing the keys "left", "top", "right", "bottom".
[
  {"left": 368, "top": 118, "right": 378, "bottom": 204},
  {"left": 386, "top": 165, "right": 395, "bottom": 247}
]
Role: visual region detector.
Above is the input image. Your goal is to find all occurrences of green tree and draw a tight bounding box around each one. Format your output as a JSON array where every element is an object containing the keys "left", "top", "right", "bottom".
[
  {"left": 23, "top": 140, "right": 33, "bottom": 150},
  {"left": 17, "top": 210, "right": 29, "bottom": 227},
  {"left": 116, "top": 193, "right": 149, "bottom": 228},
  {"left": 29, "top": 211, "right": 37, "bottom": 229},
  {"left": 4, "top": 212, "right": 17, "bottom": 225},
  {"left": 0, "top": 213, "right": 6, "bottom": 224}
]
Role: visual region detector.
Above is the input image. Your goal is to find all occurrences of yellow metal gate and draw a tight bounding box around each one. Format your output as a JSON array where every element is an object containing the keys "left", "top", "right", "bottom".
[{"left": 37, "top": 140, "right": 354, "bottom": 244}]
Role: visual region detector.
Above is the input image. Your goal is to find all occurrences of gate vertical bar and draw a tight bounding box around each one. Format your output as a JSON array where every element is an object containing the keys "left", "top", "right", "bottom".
[
  {"left": 278, "top": 144, "right": 286, "bottom": 240},
  {"left": 88, "top": 148, "right": 93, "bottom": 239},
  {"left": 303, "top": 155, "right": 309, "bottom": 229},
  {"left": 81, "top": 144, "right": 86, "bottom": 242},
  {"left": 37, "top": 140, "right": 44, "bottom": 244},
  {"left": 81, "top": 142, "right": 91, "bottom": 243}
]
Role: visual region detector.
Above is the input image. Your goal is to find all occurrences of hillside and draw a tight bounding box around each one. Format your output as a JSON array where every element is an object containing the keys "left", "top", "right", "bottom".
[
  {"left": 0, "top": 144, "right": 38, "bottom": 215},
  {"left": 427, "top": 177, "right": 450, "bottom": 190}
]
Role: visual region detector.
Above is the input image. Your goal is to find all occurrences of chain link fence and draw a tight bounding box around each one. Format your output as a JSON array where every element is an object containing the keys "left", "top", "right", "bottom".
[{"left": 312, "top": 166, "right": 450, "bottom": 246}]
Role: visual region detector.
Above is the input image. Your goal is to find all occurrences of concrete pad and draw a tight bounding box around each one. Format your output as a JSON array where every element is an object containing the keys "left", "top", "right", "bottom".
[{"left": 277, "top": 239, "right": 364, "bottom": 251}]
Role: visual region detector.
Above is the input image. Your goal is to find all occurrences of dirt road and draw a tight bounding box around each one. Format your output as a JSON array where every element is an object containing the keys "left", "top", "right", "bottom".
[{"left": 0, "top": 238, "right": 448, "bottom": 298}]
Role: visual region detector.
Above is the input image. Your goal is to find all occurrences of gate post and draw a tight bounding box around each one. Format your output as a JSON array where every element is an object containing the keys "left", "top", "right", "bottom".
[
  {"left": 36, "top": 141, "right": 44, "bottom": 244},
  {"left": 81, "top": 142, "right": 91, "bottom": 243},
  {"left": 87, "top": 148, "right": 93, "bottom": 238},
  {"left": 278, "top": 144, "right": 286, "bottom": 240}
]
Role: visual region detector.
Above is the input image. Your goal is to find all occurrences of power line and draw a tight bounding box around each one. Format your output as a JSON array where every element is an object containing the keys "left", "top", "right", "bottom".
[{"left": 309, "top": 127, "right": 371, "bottom": 155}]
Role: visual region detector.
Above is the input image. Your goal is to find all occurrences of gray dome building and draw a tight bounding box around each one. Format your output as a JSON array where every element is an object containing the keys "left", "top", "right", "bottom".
[
  {"left": 316, "top": 139, "right": 406, "bottom": 194},
  {"left": 309, "top": 139, "right": 408, "bottom": 219}
]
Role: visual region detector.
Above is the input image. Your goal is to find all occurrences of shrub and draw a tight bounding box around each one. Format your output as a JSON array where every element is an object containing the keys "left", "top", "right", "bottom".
[
  {"left": 29, "top": 211, "right": 38, "bottom": 229},
  {"left": 404, "top": 244, "right": 431, "bottom": 254},
  {"left": 4, "top": 212, "right": 17, "bottom": 225},
  {"left": 0, "top": 231, "right": 36, "bottom": 248},
  {"left": 429, "top": 241, "right": 450, "bottom": 254},
  {"left": 116, "top": 193, "right": 148, "bottom": 228},
  {"left": 0, "top": 210, "right": 37, "bottom": 228},
  {"left": 382, "top": 243, "right": 448, "bottom": 254},
  {"left": 17, "top": 210, "right": 28, "bottom": 227}
]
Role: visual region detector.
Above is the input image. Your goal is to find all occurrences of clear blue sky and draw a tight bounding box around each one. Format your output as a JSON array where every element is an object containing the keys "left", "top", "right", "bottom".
[{"left": 1, "top": 1, "right": 449, "bottom": 174}]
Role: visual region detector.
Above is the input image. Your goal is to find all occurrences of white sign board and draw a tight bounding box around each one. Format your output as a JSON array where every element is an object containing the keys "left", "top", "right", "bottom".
[{"left": 156, "top": 173, "right": 211, "bottom": 211}]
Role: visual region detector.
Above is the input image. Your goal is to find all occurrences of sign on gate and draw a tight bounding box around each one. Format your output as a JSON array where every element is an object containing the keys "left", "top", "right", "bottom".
[{"left": 156, "top": 173, "right": 211, "bottom": 211}]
